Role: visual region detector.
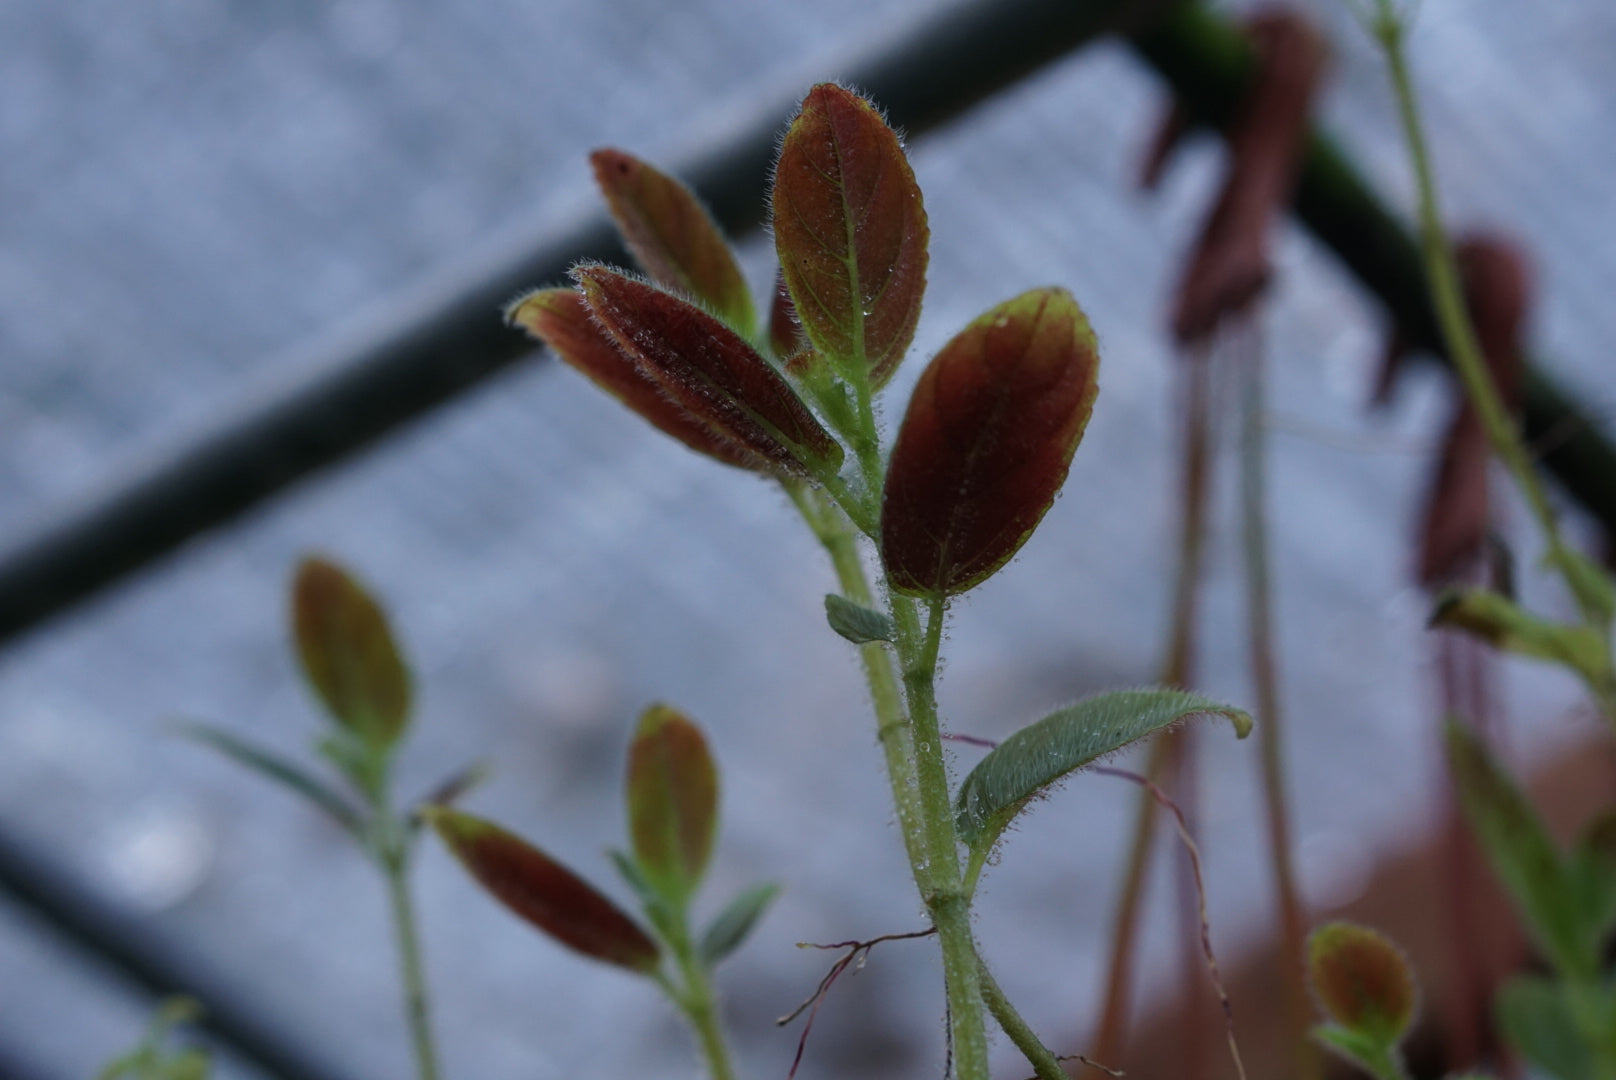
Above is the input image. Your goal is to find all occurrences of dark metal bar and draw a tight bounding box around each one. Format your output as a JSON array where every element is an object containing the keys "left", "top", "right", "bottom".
[
  {"left": 1130, "top": 4, "right": 1616, "bottom": 536},
  {"left": 0, "top": 826, "right": 353, "bottom": 1080},
  {"left": 0, "top": 0, "right": 1146, "bottom": 647}
]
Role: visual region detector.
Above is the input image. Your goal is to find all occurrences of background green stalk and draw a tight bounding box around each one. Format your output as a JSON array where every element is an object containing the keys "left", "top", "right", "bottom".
[
  {"left": 660, "top": 918, "right": 737, "bottom": 1080},
  {"left": 378, "top": 841, "right": 439, "bottom": 1080},
  {"left": 1237, "top": 317, "right": 1318, "bottom": 1080},
  {"left": 368, "top": 801, "right": 440, "bottom": 1080},
  {"left": 1092, "top": 353, "right": 1214, "bottom": 1065},
  {"left": 1368, "top": 0, "right": 1616, "bottom": 711}
]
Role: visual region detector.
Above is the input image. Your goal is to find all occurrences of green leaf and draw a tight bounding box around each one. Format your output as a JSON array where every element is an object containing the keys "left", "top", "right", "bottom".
[
  {"left": 772, "top": 83, "right": 927, "bottom": 389},
  {"left": 429, "top": 808, "right": 662, "bottom": 974},
  {"left": 1429, "top": 588, "right": 1608, "bottom": 682},
  {"left": 1306, "top": 922, "right": 1418, "bottom": 1047},
  {"left": 824, "top": 594, "right": 893, "bottom": 644},
  {"left": 173, "top": 721, "right": 363, "bottom": 839},
  {"left": 1495, "top": 975, "right": 1598, "bottom": 1080},
  {"left": 589, "top": 148, "right": 755, "bottom": 333},
  {"left": 608, "top": 848, "right": 678, "bottom": 942},
  {"left": 1311, "top": 1024, "right": 1403, "bottom": 1080},
  {"left": 1570, "top": 811, "right": 1616, "bottom": 947},
  {"left": 292, "top": 557, "right": 412, "bottom": 753},
  {"left": 1443, "top": 722, "right": 1587, "bottom": 977},
  {"left": 625, "top": 704, "right": 719, "bottom": 905},
  {"left": 954, "top": 688, "right": 1251, "bottom": 853},
  {"left": 700, "top": 882, "right": 780, "bottom": 967}
]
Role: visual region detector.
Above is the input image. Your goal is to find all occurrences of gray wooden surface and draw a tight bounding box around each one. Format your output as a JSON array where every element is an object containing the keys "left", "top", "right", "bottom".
[{"left": 0, "top": 0, "right": 1611, "bottom": 1076}]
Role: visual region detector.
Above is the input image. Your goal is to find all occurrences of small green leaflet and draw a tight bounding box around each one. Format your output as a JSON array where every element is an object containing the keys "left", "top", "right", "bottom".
[
  {"left": 173, "top": 721, "right": 362, "bottom": 839},
  {"left": 699, "top": 882, "right": 780, "bottom": 967},
  {"left": 824, "top": 594, "right": 894, "bottom": 644},
  {"left": 954, "top": 688, "right": 1251, "bottom": 854}
]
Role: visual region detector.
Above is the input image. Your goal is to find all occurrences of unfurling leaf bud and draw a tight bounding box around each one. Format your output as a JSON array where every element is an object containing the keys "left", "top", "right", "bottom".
[
  {"left": 773, "top": 83, "right": 927, "bottom": 389},
  {"left": 625, "top": 704, "right": 718, "bottom": 905},
  {"left": 1307, "top": 922, "right": 1418, "bottom": 1047},
  {"left": 292, "top": 557, "right": 411, "bottom": 752},
  {"left": 590, "top": 148, "right": 756, "bottom": 333},
  {"left": 429, "top": 808, "right": 662, "bottom": 974},
  {"left": 574, "top": 266, "right": 843, "bottom": 478},
  {"left": 506, "top": 287, "right": 766, "bottom": 471},
  {"left": 882, "top": 288, "right": 1099, "bottom": 597}
]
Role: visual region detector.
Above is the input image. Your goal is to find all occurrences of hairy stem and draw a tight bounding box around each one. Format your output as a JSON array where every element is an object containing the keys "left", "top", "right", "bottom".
[
  {"left": 978, "top": 958, "right": 1067, "bottom": 1080},
  {"left": 892, "top": 591, "right": 990, "bottom": 1079},
  {"left": 789, "top": 486, "right": 990, "bottom": 1079}
]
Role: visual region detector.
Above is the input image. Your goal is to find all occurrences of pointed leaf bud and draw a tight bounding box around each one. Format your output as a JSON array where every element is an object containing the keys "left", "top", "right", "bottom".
[
  {"left": 590, "top": 148, "right": 756, "bottom": 332},
  {"left": 292, "top": 558, "right": 411, "bottom": 752},
  {"left": 507, "top": 287, "right": 766, "bottom": 471},
  {"left": 882, "top": 288, "right": 1100, "bottom": 597},
  {"left": 625, "top": 704, "right": 718, "bottom": 905},
  {"left": 429, "top": 808, "right": 661, "bottom": 974},
  {"left": 574, "top": 266, "right": 843, "bottom": 478},
  {"left": 773, "top": 83, "right": 927, "bottom": 388}
]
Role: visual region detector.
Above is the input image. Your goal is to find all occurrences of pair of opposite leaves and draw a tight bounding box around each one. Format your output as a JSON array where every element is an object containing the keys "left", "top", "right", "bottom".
[{"left": 509, "top": 83, "right": 1101, "bottom": 600}]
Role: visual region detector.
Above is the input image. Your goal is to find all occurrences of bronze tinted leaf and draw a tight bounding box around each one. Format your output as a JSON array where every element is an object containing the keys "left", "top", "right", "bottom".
[
  {"left": 882, "top": 288, "right": 1099, "bottom": 597},
  {"left": 625, "top": 704, "right": 718, "bottom": 903},
  {"left": 772, "top": 83, "right": 927, "bottom": 388},
  {"left": 506, "top": 287, "right": 765, "bottom": 471},
  {"left": 574, "top": 266, "right": 842, "bottom": 477},
  {"left": 430, "top": 808, "right": 661, "bottom": 974},
  {"left": 768, "top": 267, "right": 806, "bottom": 360},
  {"left": 590, "top": 149, "right": 755, "bottom": 332},
  {"left": 292, "top": 558, "right": 411, "bottom": 751},
  {"left": 1307, "top": 922, "right": 1418, "bottom": 1046}
]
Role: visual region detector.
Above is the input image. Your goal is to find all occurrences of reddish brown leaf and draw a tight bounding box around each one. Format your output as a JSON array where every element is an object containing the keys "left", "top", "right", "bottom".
[
  {"left": 574, "top": 266, "right": 843, "bottom": 477},
  {"left": 625, "top": 704, "right": 718, "bottom": 902},
  {"left": 430, "top": 808, "right": 661, "bottom": 974},
  {"left": 590, "top": 149, "right": 756, "bottom": 332},
  {"left": 1307, "top": 922, "right": 1418, "bottom": 1045},
  {"left": 768, "top": 267, "right": 806, "bottom": 360},
  {"left": 1169, "top": 13, "right": 1328, "bottom": 344},
  {"left": 292, "top": 558, "right": 411, "bottom": 750},
  {"left": 506, "top": 287, "right": 765, "bottom": 471},
  {"left": 772, "top": 83, "right": 927, "bottom": 389},
  {"left": 882, "top": 288, "right": 1100, "bottom": 597},
  {"left": 1415, "top": 235, "right": 1530, "bottom": 585}
]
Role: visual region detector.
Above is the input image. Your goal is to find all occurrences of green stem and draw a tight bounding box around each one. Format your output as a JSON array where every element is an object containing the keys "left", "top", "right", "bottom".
[
  {"left": 891, "top": 591, "right": 991, "bottom": 1080},
  {"left": 380, "top": 842, "right": 441, "bottom": 1080},
  {"left": 667, "top": 927, "right": 737, "bottom": 1080},
  {"left": 788, "top": 483, "right": 990, "bottom": 1079},
  {"left": 1371, "top": 2, "right": 1594, "bottom": 621},
  {"left": 1237, "top": 319, "right": 1318, "bottom": 1080},
  {"left": 978, "top": 958, "right": 1068, "bottom": 1080}
]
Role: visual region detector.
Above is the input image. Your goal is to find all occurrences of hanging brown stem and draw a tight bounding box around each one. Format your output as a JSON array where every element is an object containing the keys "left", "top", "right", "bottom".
[
  {"left": 1094, "top": 767, "right": 1247, "bottom": 1080},
  {"left": 777, "top": 928, "right": 937, "bottom": 1079}
]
